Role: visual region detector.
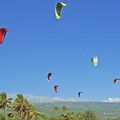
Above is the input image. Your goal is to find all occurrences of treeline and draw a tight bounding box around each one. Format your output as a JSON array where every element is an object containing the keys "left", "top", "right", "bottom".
[
  {"left": 0, "top": 92, "right": 119, "bottom": 120},
  {"left": 0, "top": 92, "right": 43, "bottom": 120}
]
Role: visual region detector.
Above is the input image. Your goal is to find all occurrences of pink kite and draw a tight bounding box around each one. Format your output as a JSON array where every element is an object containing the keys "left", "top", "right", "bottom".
[{"left": 54, "top": 85, "right": 59, "bottom": 93}]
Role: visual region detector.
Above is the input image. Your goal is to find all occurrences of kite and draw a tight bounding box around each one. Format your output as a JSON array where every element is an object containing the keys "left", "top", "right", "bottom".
[
  {"left": 91, "top": 56, "right": 98, "bottom": 67},
  {"left": 55, "top": 2, "right": 67, "bottom": 19},
  {"left": 0, "top": 28, "right": 9, "bottom": 44},
  {"left": 54, "top": 85, "right": 59, "bottom": 93},
  {"left": 113, "top": 79, "right": 120, "bottom": 84},
  {"left": 78, "top": 92, "right": 83, "bottom": 98},
  {"left": 47, "top": 72, "right": 52, "bottom": 82}
]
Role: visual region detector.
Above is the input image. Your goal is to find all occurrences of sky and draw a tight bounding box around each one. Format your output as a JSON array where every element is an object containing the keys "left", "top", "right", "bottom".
[{"left": 0, "top": 0, "right": 120, "bottom": 101}]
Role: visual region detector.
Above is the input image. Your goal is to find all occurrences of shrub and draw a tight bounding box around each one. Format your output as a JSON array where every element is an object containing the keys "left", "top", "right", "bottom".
[{"left": 82, "top": 110, "right": 100, "bottom": 120}]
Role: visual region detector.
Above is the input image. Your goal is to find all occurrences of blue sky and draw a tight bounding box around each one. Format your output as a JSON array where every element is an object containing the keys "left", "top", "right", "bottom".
[{"left": 0, "top": 0, "right": 120, "bottom": 101}]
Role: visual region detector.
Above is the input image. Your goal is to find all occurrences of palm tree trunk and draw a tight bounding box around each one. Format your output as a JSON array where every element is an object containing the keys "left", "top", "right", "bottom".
[
  {"left": 20, "top": 111, "right": 23, "bottom": 120},
  {"left": 3, "top": 108, "right": 6, "bottom": 120},
  {"left": 3, "top": 108, "right": 5, "bottom": 117}
]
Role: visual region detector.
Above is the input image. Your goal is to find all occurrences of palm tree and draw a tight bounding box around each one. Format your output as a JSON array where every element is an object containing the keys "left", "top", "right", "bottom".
[
  {"left": 12, "top": 94, "right": 29, "bottom": 120},
  {"left": 12, "top": 94, "right": 43, "bottom": 120},
  {"left": 28, "top": 105, "right": 42, "bottom": 120},
  {"left": 0, "top": 92, "right": 12, "bottom": 116}
]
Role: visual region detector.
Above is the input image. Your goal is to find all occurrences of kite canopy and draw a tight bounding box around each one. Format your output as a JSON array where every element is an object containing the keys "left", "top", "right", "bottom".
[
  {"left": 78, "top": 92, "right": 83, "bottom": 98},
  {"left": 55, "top": 2, "right": 67, "bottom": 19},
  {"left": 91, "top": 56, "right": 98, "bottom": 67},
  {"left": 54, "top": 85, "right": 59, "bottom": 93},
  {"left": 0, "top": 28, "right": 9, "bottom": 44},
  {"left": 113, "top": 79, "right": 120, "bottom": 84},
  {"left": 47, "top": 72, "right": 52, "bottom": 82}
]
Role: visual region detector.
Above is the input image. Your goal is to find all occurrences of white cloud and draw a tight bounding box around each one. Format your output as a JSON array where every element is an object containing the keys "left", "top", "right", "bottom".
[
  {"left": 8, "top": 93, "right": 81, "bottom": 103},
  {"left": 103, "top": 97, "right": 120, "bottom": 103}
]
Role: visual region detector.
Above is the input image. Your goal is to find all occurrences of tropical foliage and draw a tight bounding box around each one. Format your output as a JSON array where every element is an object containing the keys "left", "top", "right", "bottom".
[
  {"left": 0, "top": 92, "right": 119, "bottom": 120},
  {"left": 0, "top": 92, "right": 12, "bottom": 116}
]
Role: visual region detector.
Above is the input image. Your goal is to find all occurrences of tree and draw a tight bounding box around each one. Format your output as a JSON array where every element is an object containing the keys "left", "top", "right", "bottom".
[
  {"left": 53, "top": 106, "right": 60, "bottom": 115},
  {"left": 28, "top": 105, "right": 40, "bottom": 120},
  {"left": 83, "top": 110, "right": 100, "bottom": 120},
  {"left": 0, "top": 92, "right": 12, "bottom": 116},
  {"left": 11, "top": 94, "right": 44, "bottom": 120},
  {"left": 54, "top": 106, "right": 59, "bottom": 111},
  {"left": 76, "top": 112, "right": 84, "bottom": 120},
  {"left": 61, "top": 106, "right": 68, "bottom": 113},
  {"left": 12, "top": 94, "right": 30, "bottom": 120}
]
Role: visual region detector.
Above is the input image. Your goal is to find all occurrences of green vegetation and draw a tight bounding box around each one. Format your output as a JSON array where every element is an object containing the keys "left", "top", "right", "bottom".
[{"left": 0, "top": 92, "right": 119, "bottom": 120}]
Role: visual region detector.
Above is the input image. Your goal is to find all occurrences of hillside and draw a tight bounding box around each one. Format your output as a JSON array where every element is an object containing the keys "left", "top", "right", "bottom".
[{"left": 34, "top": 102, "right": 120, "bottom": 119}]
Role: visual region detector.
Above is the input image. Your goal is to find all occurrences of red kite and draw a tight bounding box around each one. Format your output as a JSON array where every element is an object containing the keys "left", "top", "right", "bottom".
[
  {"left": 0, "top": 28, "right": 9, "bottom": 44},
  {"left": 54, "top": 85, "right": 59, "bottom": 93},
  {"left": 47, "top": 72, "right": 52, "bottom": 82}
]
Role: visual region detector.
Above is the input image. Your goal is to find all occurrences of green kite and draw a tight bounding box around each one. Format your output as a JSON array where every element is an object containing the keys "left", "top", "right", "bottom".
[
  {"left": 55, "top": 2, "right": 67, "bottom": 19},
  {"left": 91, "top": 56, "right": 98, "bottom": 67}
]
